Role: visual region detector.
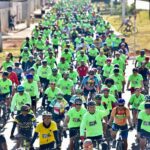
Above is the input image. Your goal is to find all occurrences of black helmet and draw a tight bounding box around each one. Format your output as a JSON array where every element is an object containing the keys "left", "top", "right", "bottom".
[
  {"left": 145, "top": 95, "right": 150, "bottom": 101},
  {"left": 21, "top": 105, "right": 29, "bottom": 111},
  {"left": 113, "top": 68, "right": 119, "bottom": 73},
  {"left": 52, "top": 68, "right": 58, "bottom": 72},
  {"left": 94, "top": 94, "right": 102, "bottom": 100},
  {"left": 145, "top": 102, "right": 150, "bottom": 109},
  {"left": 2, "top": 71, "right": 9, "bottom": 76},
  {"left": 105, "top": 78, "right": 114, "bottom": 85},
  {"left": 87, "top": 101, "right": 96, "bottom": 106}
]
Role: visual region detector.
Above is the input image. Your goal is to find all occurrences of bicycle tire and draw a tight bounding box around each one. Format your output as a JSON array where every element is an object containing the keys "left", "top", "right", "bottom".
[
  {"left": 116, "top": 141, "right": 124, "bottom": 150},
  {"left": 101, "top": 142, "right": 109, "bottom": 150}
]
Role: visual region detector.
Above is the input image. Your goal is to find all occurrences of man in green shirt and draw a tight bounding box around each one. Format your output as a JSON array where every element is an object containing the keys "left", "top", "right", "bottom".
[
  {"left": 64, "top": 98, "right": 86, "bottom": 150},
  {"left": 135, "top": 50, "right": 146, "bottom": 67},
  {"left": 11, "top": 85, "right": 31, "bottom": 116},
  {"left": 80, "top": 101, "right": 109, "bottom": 143},
  {"left": 0, "top": 57, "right": 14, "bottom": 71},
  {"left": 128, "top": 88, "right": 145, "bottom": 127}
]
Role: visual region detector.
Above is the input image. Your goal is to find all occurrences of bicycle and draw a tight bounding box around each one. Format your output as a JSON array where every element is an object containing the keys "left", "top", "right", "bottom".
[
  {"left": 12, "top": 134, "right": 31, "bottom": 150},
  {"left": 120, "top": 25, "right": 138, "bottom": 36},
  {"left": 115, "top": 128, "right": 131, "bottom": 150},
  {"left": 92, "top": 138, "right": 109, "bottom": 150}
]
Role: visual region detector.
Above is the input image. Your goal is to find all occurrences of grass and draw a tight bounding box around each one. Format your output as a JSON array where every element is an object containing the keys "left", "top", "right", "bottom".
[{"left": 104, "top": 11, "right": 150, "bottom": 52}]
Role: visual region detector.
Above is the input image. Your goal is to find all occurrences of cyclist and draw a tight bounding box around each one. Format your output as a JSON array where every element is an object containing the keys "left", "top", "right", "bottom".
[
  {"left": 30, "top": 112, "right": 60, "bottom": 150},
  {"left": 0, "top": 71, "right": 12, "bottom": 101},
  {"left": 128, "top": 88, "right": 145, "bottom": 127},
  {"left": 10, "top": 105, "right": 36, "bottom": 149},
  {"left": 11, "top": 85, "right": 31, "bottom": 116},
  {"left": 119, "top": 16, "right": 132, "bottom": 31},
  {"left": 127, "top": 68, "right": 144, "bottom": 94},
  {"left": 42, "top": 81, "right": 62, "bottom": 109},
  {"left": 138, "top": 95, "right": 150, "bottom": 111},
  {"left": 64, "top": 98, "right": 86, "bottom": 150},
  {"left": 57, "top": 71, "right": 74, "bottom": 104},
  {"left": 135, "top": 50, "right": 146, "bottom": 68},
  {"left": 80, "top": 101, "right": 109, "bottom": 148},
  {"left": 81, "top": 69, "right": 99, "bottom": 100},
  {"left": 0, "top": 135, "right": 8, "bottom": 150},
  {"left": 23, "top": 74, "right": 39, "bottom": 114},
  {"left": 137, "top": 102, "right": 150, "bottom": 150},
  {"left": 107, "top": 98, "right": 133, "bottom": 150}
]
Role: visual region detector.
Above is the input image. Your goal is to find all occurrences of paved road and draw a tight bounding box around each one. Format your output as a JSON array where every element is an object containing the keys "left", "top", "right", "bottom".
[{"left": 1, "top": 59, "right": 140, "bottom": 150}]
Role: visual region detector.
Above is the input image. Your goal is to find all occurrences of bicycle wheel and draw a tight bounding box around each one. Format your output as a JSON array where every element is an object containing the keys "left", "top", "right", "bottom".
[
  {"left": 101, "top": 142, "right": 109, "bottom": 150},
  {"left": 116, "top": 141, "right": 124, "bottom": 150}
]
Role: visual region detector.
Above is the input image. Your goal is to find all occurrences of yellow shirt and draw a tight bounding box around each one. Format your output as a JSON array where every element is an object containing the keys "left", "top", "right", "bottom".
[{"left": 35, "top": 121, "right": 57, "bottom": 145}]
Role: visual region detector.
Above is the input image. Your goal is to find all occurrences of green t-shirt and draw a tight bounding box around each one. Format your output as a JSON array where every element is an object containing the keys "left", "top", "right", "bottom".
[
  {"left": 146, "top": 62, "right": 150, "bottom": 69},
  {"left": 11, "top": 92, "right": 31, "bottom": 112},
  {"left": 109, "top": 74, "right": 124, "bottom": 92},
  {"left": 69, "top": 71, "right": 78, "bottom": 83},
  {"left": 0, "top": 79, "right": 12, "bottom": 94},
  {"left": 57, "top": 62, "right": 70, "bottom": 74},
  {"left": 61, "top": 52, "right": 72, "bottom": 63},
  {"left": 45, "top": 87, "right": 62, "bottom": 102},
  {"left": 128, "top": 74, "right": 143, "bottom": 88},
  {"left": 23, "top": 81, "right": 39, "bottom": 98},
  {"left": 106, "top": 38, "right": 112, "bottom": 47},
  {"left": 52, "top": 38, "right": 59, "bottom": 45},
  {"left": 76, "top": 55, "right": 88, "bottom": 65},
  {"left": 45, "top": 56, "right": 56, "bottom": 68},
  {"left": 113, "top": 58, "right": 125, "bottom": 70},
  {"left": 37, "top": 66, "right": 51, "bottom": 78},
  {"left": 57, "top": 78, "right": 74, "bottom": 95},
  {"left": 101, "top": 94, "right": 116, "bottom": 110},
  {"left": 85, "top": 36, "right": 93, "bottom": 45},
  {"left": 102, "top": 64, "right": 113, "bottom": 77},
  {"left": 88, "top": 48, "right": 99, "bottom": 57},
  {"left": 129, "top": 94, "right": 145, "bottom": 109},
  {"left": 136, "top": 55, "right": 145, "bottom": 67},
  {"left": 138, "top": 110, "right": 150, "bottom": 132},
  {"left": 96, "top": 105, "right": 105, "bottom": 111},
  {"left": 47, "top": 73, "right": 62, "bottom": 84},
  {"left": 95, "top": 55, "right": 107, "bottom": 67},
  {"left": 35, "top": 40, "right": 45, "bottom": 50},
  {"left": 2, "top": 61, "right": 14, "bottom": 71},
  {"left": 138, "top": 101, "right": 145, "bottom": 111},
  {"left": 20, "top": 51, "right": 31, "bottom": 62},
  {"left": 80, "top": 109, "right": 109, "bottom": 137},
  {"left": 67, "top": 107, "right": 87, "bottom": 128}
]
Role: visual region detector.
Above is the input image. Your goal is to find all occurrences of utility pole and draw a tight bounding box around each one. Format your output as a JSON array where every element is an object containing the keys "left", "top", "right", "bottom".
[
  {"left": 110, "top": 0, "right": 113, "bottom": 15},
  {"left": 26, "top": 0, "right": 31, "bottom": 28},
  {"left": 122, "top": 0, "right": 126, "bottom": 22},
  {"left": 0, "top": 19, "right": 2, "bottom": 52}
]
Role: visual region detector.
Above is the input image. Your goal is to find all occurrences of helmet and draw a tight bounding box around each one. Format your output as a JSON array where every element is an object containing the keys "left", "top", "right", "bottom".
[
  {"left": 29, "top": 55, "right": 34, "bottom": 59},
  {"left": 7, "top": 66, "right": 13, "bottom": 72},
  {"left": 21, "top": 105, "right": 29, "bottom": 111},
  {"left": 42, "top": 60, "right": 47, "bottom": 64},
  {"left": 17, "top": 85, "right": 24, "bottom": 92},
  {"left": 2, "top": 71, "right": 9, "bottom": 76},
  {"left": 113, "top": 68, "right": 119, "bottom": 73},
  {"left": 87, "top": 101, "right": 96, "bottom": 106},
  {"left": 117, "top": 98, "right": 125, "bottom": 105},
  {"left": 56, "top": 93, "right": 64, "bottom": 99},
  {"left": 94, "top": 94, "right": 102, "bottom": 100},
  {"left": 42, "top": 111, "right": 52, "bottom": 117},
  {"left": 145, "top": 102, "right": 150, "bottom": 109},
  {"left": 105, "top": 78, "right": 114, "bottom": 85},
  {"left": 74, "top": 97, "right": 82, "bottom": 105},
  {"left": 106, "top": 58, "right": 112, "bottom": 62},
  {"left": 133, "top": 68, "right": 138, "bottom": 72},
  {"left": 26, "top": 74, "right": 33, "bottom": 79},
  {"left": 23, "top": 47, "right": 28, "bottom": 51},
  {"left": 145, "top": 95, "right": 150, "bottom": 101},
  {"left": 88, "top": 69, "right": 94, "bottom": 75},
  {"left": 102, "top": 88, "right": 109, "bottom": 92},
  {"left": 91, "top": 44, "right": 95, "bottom": 48},
  {"left": 52, "top": 68, "right": 58, "bottom": 72},
  {"left": 60, "top": 57, "right": 65, "bottom": 61},
  {"left": 114, "top": 64, "right": 119, "bottom": 68}
]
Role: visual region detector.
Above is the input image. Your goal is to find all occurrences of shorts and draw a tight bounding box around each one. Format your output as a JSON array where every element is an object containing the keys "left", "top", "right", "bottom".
[
  {"left": 112, "top": 124, "right": 128, "bottom": 139},
  {"left": 31, "top": 96, "right": 37, "bottom": 107},
  {"left": 69, "top": 127, "right": 80, "bottom": 138},
  {"left": 86, "top": 135, "right": 102, "bottom": 141},
  {"left": 83, "top": 88, "right": 96, "bottom": 96},
  {"left": 40, "top": 142, "right": 55, "bottom": 150},
  {"left": 140, "top": 129, "right": 150, "bottom": 138},
  {"left": 0, "top": 93, "right": 9, "bottom": 101}
]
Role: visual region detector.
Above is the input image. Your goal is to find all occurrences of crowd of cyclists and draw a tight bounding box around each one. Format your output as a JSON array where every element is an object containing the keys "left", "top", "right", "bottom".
[{"left": 0, "top": 0, "right": 150, "bottom": 150}]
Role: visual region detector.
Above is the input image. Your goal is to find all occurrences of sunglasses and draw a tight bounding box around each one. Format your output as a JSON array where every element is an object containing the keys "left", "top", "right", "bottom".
[{"left": 76, "top": 104, "right": 82, "bottom": 106}]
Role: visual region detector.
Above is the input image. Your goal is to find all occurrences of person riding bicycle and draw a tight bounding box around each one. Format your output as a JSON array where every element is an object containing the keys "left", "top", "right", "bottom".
[
  {"left": 127, "top": 68, "right": 144, "bottom": 94},
  {"left": 42, "top": 81, "right": 62, "bottom": 109},
  {"left": 138, "top": 95, "right": 150, "bottom": 111},
  {"left": 80, "top": 101, "right": 109, "bottom": 148},
  {"left": 23, "top": 74, "right": 39, "bottom": 114},
  {"left": 30, "top": 112, "right": 60, "bottom": 150},
  {"left": 81, "top": 69, "right": 99, "bottom": 100},
  {"left": 0, "top": 71, "right": 12, "bottom": 101},
  {"left": 128, "top": 88, "right": 145, "bottom": 127},
  {"left": 11, "top": 85, "right": 31, "bottom": 116},
  {"left": 137, "top": 102, "right": 150, "bottom": 150},
  {"left": 10, "top": 105, "right": 36, "bottom": 149},
  {"left": 135, "top": 50, "right": 146, "bottom": 68},
  {"left": 119, "top": 16, "right": 132, "bottom": 31},
  {"left": 107, "top": 98, "right": 133, "bottom": 150},
  {"left": 64, "top": 98, "right": 86, "bottom": 150}
]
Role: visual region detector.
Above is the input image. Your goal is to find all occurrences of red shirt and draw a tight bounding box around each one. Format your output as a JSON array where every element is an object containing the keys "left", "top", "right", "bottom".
[
  {"left": 77, "top": 65, "right": 88, "bottom": 77},
  {"left": 8, "top": 72, "right": 19, "bottom": 85}
]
